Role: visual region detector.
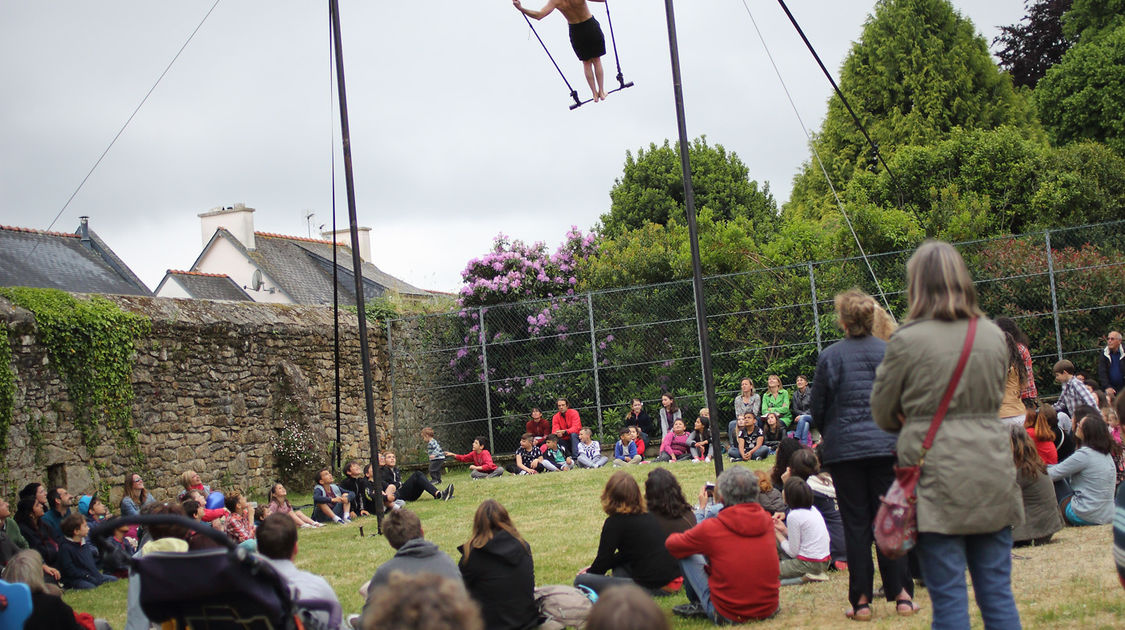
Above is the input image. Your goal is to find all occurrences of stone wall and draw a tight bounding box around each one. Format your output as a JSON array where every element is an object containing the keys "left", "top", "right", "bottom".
[{"left": 0, "top": 294, "right": 410, "bottom": 505}]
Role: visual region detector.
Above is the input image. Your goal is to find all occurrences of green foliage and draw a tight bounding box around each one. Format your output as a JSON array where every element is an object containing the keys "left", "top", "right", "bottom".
[
  {"left": 579, "top": 210, "right": 775, "bottom": 291},
  {"left": 0, "top": 288, "right": 148, "bottom": 462},
  {"left": 602, "top": 137, "right": 777, "bottom": 238},
  {"left": 787, "top": 0, "right": 1038, "bottom": 220},
  {"left": 0, "top": 322, "right": 12, "bottom": 453},
  {"left": 839, "top": 127, "right": 1125, "bottom": 237},
  {"left": 1035, "top": 24, "right": 1125, "bottom": 155},
  {"left": 1062, "top": 0, "right": 1125, "bottom": 42}
]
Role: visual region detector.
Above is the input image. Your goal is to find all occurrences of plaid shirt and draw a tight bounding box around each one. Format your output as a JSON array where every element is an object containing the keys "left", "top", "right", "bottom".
[
  {"left": 1018, "top": 344, "right": 1038, "bottom": 400},
  {"left": 1054, "top": 376, "right": 1097, "bottom": 416},
  {"left": 225, "top": 512, "right": 255, "bottom": 544}
]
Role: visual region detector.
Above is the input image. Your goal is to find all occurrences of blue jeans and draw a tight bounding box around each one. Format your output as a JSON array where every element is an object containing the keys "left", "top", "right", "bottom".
[
  {"left": 791, "top": 415, "right": 812, "bottom": 444},
  {"left": 916, "top": 529, "right": 1021, "bottom": 630}
]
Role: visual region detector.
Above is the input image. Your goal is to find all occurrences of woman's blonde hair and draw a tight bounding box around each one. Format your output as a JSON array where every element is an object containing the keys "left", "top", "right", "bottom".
[
  {"left": 181, "top": 470, "right": 198, "bottom": 490},
  {"left": 905, "top": 241, "right": 984, "bottom": 322},
  {"left": 601, "top": 471, "right": 646, "bottom": 515},
  {"left": 835, "top": 289, "right": 875, "bottom": 337},
  {"left": 872, "top": 303, "right": 898, "bottom": 340},
  {"left": 1, "top": 550, "right": 47, "bottom": 593}
]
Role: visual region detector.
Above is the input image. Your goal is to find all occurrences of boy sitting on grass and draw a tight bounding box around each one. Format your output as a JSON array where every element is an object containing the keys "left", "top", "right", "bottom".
[
  {"left": 576, "top": 427, "right": 609, "bottom": 468},
  {"left": 446, "top": 436, "right": 504, "bottom": 479},
  {"left": 58, "top": 513, "right": 117, "bottom": 590},
  {"left": 613, "top": 426, "right": 641, "bottom": 465},
  {"left": 514, "top": 432, "right": 546, "bottom": 474},
  {"left": 541, "top": 434, "right": 574, "bottom": 471}
]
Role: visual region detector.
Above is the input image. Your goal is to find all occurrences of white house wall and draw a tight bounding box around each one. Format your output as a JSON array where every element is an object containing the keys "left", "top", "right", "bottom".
[{"left": 194, "top": 235, "right": 291, "bottom": 304}]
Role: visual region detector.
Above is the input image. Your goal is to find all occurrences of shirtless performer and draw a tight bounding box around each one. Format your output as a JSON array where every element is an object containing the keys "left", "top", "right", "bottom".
[{"left": 514, "top": 0, "right": 608, "bottom": 102}]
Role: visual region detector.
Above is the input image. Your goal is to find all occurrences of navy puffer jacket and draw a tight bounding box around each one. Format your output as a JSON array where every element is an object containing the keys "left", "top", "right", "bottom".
[{"left": 811, "top": 335, "right": 896, "bottom": 465}]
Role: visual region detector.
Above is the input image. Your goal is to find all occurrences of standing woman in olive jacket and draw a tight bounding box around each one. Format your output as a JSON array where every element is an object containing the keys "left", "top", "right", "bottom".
[
  {"left": 871, "top": 241, "right": 1023, "bottom": 630},
  {"left": 458, "top": 500, "right": 541, "bottom": 630},
  {"left": 811, "top": 289, "right": 914, "bottom": 621}
]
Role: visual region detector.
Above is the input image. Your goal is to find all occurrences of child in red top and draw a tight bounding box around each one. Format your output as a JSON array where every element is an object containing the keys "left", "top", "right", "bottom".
[{"left": 446, "top": 436, "right": 503, "bottom": 479}]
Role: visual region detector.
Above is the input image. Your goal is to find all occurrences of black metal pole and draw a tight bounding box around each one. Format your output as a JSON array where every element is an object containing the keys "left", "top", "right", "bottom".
[
  {"left": 663, "top": 0, "right": 723, "bottom": 478},
  {"left": 329, "top": 12, "right": 342, "bottom": 474},
  {"left": 329, "top": 0, "right": 383, "bottom": 531}
]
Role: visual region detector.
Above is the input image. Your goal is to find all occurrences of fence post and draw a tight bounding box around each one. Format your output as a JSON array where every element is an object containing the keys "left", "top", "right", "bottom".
[
  {"left": 808, "top": 262, "right": 822, "bottom": 353},
  {"left": 478, "top": 307, "right": 495, "bottom": 452},
  {"left": 587, "top": 292, "right": 604, "bottom": 435},
  {"left": 1044, "top": 230, "right": 1064, "bottom": 362}
]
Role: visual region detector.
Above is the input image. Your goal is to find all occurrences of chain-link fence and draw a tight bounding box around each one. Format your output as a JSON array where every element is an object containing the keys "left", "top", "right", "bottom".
[{"left": 387, "top": 220, "right": 1125, "bottom": 461}]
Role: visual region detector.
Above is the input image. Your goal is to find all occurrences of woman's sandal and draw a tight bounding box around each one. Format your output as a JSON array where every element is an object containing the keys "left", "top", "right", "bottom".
[
  {"left": 896, "top": 598, "right": 921, "bottom": 616},
  {"left": 845, "top": 603, "right": 872, "bottom": 621}
]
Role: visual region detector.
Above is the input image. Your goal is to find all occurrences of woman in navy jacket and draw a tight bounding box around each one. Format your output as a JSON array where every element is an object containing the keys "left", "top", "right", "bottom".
[{"left": 810, "top": 290, "right": 913, "bottom": 620}]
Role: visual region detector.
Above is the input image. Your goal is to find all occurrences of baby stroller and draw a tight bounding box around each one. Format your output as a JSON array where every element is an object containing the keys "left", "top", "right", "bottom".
[{"left": 91, "top": 514, "right": 341, "bottom": 630}]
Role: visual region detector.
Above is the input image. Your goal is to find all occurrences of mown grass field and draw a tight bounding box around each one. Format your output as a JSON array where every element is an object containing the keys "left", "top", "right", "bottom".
[{"left": 64, "top": 460, "right": 1124, "bottom": 629}]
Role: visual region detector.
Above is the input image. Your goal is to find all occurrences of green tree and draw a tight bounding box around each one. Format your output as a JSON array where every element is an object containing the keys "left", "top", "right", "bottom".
[
  {"left": 786, "top": 0, "right": 1038, "bottom": 221},
  {"left": 840, "top": 127, "right": 1125, "bottom": 237},
  {"left": 601, "top": 137, "right": 776, "bottom": 238},
  {"left": 1062, "top": 0, "right": 1125, "bottom": 42},
  {"left": 1035, "top": 24, "right": 1125, "bottom": 155},
  {"left": 579, "top": 210, "right": 772, "bottom": 290}
]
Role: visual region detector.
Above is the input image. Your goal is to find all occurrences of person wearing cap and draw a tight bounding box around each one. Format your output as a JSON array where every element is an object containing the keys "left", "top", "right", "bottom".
[{"left": 78, "top": 496, "right": 109, "bottom": 531}]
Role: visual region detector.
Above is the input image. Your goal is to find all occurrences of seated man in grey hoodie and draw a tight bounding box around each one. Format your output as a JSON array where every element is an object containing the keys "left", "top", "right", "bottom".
[{"left": 359, "top": 508, "right": 461, "bottom": 616}]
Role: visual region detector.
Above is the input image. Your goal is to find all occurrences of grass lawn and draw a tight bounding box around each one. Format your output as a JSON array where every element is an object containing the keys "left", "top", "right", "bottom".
[{"left": 64, "top": 460, "right": 1124, "bottom": 628}]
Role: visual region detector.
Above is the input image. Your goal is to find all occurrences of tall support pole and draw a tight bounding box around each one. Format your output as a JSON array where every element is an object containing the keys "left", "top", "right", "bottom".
[
  {"left": 587, "top": 293, "right": 604, "bottom": 435},
  {"left": 664, "top": 0, "right": 722, "bottom": 477},
  {"left": 808, "top": 262, "right": 822, "bottom": 353},
  {"left": 1045, "top": 230, "right": 1064, "bottom": 362},
  {"left": 479, "top": 307, "right": 495, "bottom": 453},
  {"left": 329, "top": 0, "right": 382, "bottom": 531}
]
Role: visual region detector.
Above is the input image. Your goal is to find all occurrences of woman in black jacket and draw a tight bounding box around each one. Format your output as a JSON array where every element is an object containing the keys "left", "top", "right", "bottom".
[
  {"left": 14, "top": 498, "right": 58, "bottom": 567},
  {"left": 574, "top": 472, "right": 681, "bottom": 595},
  {"left": 458, "top": 500, "right": 541, "bottom": 630},
  {"left": 809, "top": 290, "right": 914, "bottom": 620}
]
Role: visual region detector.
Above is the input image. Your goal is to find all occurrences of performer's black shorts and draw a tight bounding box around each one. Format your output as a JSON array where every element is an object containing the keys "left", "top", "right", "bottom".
[{"left": 569, "top": 17, "right": 606, "bottom": 61}]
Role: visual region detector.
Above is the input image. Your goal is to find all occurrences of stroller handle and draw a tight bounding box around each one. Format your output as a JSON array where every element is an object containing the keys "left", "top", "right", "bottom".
[{"left": 90, "top": 514, "right": 238, "bottom": 552}]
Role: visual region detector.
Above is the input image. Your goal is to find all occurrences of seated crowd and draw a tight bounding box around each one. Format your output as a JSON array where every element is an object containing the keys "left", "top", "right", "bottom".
[{"left": 2, "top": 286, "right": 1121, "bottom": 630}]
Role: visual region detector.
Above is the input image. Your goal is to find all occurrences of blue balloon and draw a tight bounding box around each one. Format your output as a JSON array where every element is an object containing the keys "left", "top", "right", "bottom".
[{"left": 205, "top": 491, "right": 225, "bottom": 511}]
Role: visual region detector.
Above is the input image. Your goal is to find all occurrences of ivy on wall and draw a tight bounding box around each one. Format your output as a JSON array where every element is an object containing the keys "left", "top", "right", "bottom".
[
  {"left": 0, "top": 288, "right": 149, "bottom": 463},
  {"left": 0, "top": 322, "right": 13, "bottom": 453}
]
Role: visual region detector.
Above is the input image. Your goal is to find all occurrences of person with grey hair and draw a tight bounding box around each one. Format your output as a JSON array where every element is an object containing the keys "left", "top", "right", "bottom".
[
  {"left": 665, "top": 467, "right": 780, "bottom": 623},
  {"left": 2, "top": 549, "right": 85, "bottom": 629}
]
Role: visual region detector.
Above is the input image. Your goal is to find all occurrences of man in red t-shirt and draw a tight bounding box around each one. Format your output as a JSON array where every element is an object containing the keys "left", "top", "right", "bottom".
[
  {"left": 550, "top": 398, "right": 583, "bottom": 458},
  {"left": 666, "top": 467, "right": 780, "bottom": 623},
  {"left": 526, "top": 408, "right": 552, "bottom": 448}
]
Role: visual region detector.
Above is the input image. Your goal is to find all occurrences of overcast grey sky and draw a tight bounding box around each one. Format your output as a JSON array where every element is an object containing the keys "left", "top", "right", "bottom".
[{"left": 0, "top": 1, "right": 1026, "bottom": 294}]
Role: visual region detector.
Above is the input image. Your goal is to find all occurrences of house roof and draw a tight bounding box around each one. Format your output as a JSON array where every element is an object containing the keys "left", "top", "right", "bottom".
[
  {"left": 0, "top": 224, "right": 152, "bottom": 296},
  {"left": 158, "top": 270, "right": 252, "bottom": 302},
  {"left": 206, "top": 230, "right": 430, "bottom": 305}
]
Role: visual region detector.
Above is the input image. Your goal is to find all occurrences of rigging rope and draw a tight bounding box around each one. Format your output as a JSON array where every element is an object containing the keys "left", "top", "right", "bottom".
[
  {"left": 774, "top": 0, "right": 903, "bottom": 202},
  {"left": 739, "top": 0, "right": 895, "bottom": 318},
  {"left": 520, "top": 1, "right": 632, "bottom": 110},
  {"left": 39, "top": 0, "right": 223, "bottom": 238}
]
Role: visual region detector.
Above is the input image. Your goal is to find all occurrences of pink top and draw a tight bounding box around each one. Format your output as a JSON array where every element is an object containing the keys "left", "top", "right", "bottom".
[{"left": 268, "top": 500, "right": 292, "bottom": 515}]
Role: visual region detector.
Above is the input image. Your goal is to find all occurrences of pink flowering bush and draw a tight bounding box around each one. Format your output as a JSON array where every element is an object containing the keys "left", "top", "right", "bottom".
[{"left": 457, "top": 227, "right": 597, "bottom": 308}]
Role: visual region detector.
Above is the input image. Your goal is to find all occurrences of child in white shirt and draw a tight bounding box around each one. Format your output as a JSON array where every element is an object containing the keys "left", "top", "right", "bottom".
[{"left": 774, "top": 477, "right": 830, "bottom": 581}]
